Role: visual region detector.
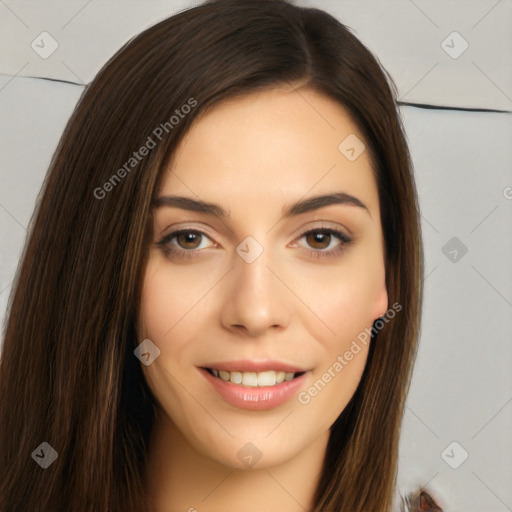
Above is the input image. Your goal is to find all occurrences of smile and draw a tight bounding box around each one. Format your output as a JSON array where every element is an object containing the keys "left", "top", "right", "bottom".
[
  {"left": 206, "top": 368, "right": 305, "bottom": 387},
  {"left": 200, "top": 364, "right": 309, "bottom": 411}
]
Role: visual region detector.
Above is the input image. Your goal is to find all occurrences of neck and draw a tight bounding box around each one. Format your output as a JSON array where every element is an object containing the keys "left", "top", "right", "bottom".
[{"left": 145, "top": 409, "right": 328, "bottom": 512}]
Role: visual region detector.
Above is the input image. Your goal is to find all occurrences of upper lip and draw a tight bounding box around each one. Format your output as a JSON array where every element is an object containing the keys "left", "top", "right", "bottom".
[{"left": 201, "top": 360, "right": 308, "bottom": 373}]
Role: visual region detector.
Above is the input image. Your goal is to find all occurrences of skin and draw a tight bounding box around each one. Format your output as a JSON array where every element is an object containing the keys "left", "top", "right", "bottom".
[{"left": 138, "top": 84, "right": 388, "bottom": 512}]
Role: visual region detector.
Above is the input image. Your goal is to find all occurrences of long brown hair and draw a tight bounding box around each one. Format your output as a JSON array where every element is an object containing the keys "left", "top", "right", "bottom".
[{"left": 0, "top": 0, "right": 423, "bottom": 510}]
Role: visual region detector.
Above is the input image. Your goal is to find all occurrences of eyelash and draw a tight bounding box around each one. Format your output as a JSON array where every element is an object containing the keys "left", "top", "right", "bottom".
[{"left": 156, "top": 226, "right": 352, "bottom": 261}]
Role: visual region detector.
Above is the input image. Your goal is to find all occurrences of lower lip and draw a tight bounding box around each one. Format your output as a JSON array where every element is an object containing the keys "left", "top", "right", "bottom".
[{"left": 200, "top": 369, "right": 308, "bottom": 411}]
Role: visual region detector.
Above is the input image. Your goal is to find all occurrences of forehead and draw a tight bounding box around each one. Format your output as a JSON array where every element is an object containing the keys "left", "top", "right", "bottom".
[{"left": 160, "top": 87, "right": 379, "bottom": 215}]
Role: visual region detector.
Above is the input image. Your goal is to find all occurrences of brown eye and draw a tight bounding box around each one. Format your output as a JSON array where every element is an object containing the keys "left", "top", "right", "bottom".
[
  {"left": 156, "top": 229, "right": 216, "bottom": 260},
  {"left": 176, "top": 231, "right": 203, "bottom": 249},
  {"left": 305, "top": 230, "right": 332, "bottom": 250}
]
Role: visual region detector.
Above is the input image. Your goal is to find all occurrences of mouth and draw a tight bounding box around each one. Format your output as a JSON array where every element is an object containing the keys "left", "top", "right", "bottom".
[
  {"left": 203, "top": 367, "right": 306, "bottom": 387},
  {"left": 199, "top": 362, "right": 310, "bottom": 410}
]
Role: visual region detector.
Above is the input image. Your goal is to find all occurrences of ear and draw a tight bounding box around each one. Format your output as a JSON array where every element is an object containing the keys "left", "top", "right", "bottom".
[{"left": 371, "top": 275, "right": 388, "bottom": 322}]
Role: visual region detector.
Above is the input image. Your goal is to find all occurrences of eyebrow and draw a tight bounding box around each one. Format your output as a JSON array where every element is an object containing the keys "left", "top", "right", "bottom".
[{"left": 154, "top": 192, "right": 371, "bottom": 218}]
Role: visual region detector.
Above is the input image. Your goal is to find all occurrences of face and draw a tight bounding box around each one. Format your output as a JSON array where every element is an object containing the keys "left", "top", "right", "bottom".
[{"left": 138, "top": 85, "right": 388, "bottom": 470}]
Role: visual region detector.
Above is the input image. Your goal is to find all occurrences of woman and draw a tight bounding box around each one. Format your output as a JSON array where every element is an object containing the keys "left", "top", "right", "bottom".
[{"left": 0, "top": 0, "right": 436, "bottom": 510}]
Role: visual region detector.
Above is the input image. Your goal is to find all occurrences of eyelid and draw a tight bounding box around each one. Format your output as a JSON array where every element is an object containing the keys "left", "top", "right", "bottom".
[
  {"left": 309, "top": 221, "right": 349, "bottom": 236},
  {"left": 289, "top": 220, "right": 352, "bottom": 242}
]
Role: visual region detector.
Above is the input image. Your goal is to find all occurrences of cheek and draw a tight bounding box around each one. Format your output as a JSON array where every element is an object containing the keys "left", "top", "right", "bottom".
[
  {"left": 314, "top": 344, "right": 369, "bottom": 426},
  {"left": 286, "top": 254, "right": 384, "bottom": 345},
  {"left": 138, "top": 258, "right": 217, "bottom": 342},
  {"left": 139, "top": 270, "right": 179, "bottom": 342},
  {"left": 297, "top": 325, "right": 370, "bottom": 429},
  {"left": 138, "top": 263, "right": 200, "bottom": 384},
  {"left": 138, "top": 264, "right": 208, "bottom": 410},
  {"left": 301, "top": 253, "right": 383, "bottom": 419}
]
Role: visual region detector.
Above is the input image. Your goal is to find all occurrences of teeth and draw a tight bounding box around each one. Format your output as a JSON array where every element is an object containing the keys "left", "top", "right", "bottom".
[
  {"left": 242, "top": 372, "right": 258, "bottom": 386},
  {"left": 257, "top": 371, "right": 276, "bottom": 386},
  {"left": 210, "top": 369, "right": 299, "bottom": 387},
  {"left": 230, "top": 371, "right": 242, "bottom": 384}
]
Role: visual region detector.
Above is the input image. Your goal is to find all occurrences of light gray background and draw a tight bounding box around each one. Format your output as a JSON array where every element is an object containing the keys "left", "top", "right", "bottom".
[{"left": 1, "top": 1, "right": 511, "bottom": 511}]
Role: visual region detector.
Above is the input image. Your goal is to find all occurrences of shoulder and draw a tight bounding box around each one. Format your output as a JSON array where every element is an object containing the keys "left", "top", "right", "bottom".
[{"left": 399, "top": 490, "right": 443, "bottom": 512}]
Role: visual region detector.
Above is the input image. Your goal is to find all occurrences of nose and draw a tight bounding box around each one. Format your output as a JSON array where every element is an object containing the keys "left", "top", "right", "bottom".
[{"left": 219, "top": 248, "right": 291, "bottom": 337}]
